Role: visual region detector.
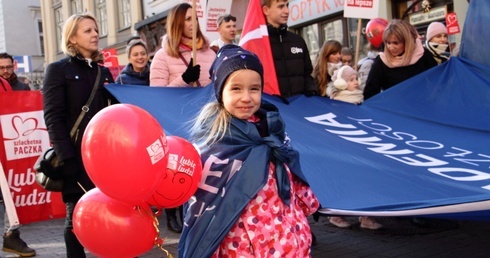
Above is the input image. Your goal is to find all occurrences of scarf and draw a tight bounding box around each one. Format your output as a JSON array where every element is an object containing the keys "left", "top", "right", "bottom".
[
  {"left": 425, "top": 41, "right": 450, "bottom": 64},
  {"left": 178, "top": 103, "right": 307, "bottom": 258},
  {"left": 380, "top": 38, "right": 425, "bottom": 68},
  {"left": 333, "top": 89, "right": 364, "bottom": 104},
  {"left": 180, "top": 36, "right": 204, "bottom": 50}
]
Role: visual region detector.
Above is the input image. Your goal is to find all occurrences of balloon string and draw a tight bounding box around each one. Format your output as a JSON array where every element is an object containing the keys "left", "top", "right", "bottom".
[{"left": 136, "top": 206, "right": 174, "bottom": 258}]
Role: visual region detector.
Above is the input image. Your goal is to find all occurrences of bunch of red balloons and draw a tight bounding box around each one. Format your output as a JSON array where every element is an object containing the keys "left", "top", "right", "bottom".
[{"left": 73, "top": 104, "right": 202, "bottom": 257}]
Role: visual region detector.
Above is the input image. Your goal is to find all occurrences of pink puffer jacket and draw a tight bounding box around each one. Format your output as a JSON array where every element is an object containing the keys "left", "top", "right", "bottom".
[{"left": 150, "top": 36, "right": 216, "bottom": 87}]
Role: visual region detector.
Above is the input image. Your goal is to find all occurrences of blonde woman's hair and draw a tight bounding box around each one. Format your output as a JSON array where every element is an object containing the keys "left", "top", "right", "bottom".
[
  {"left": 382, "top": 19, "right": 418, "bottom": 66},
  {"left": 312, "top": 40, "right": 342, "bottom": 96},
  {"left": 61, "top": 13, "right": 103, "bottom": 61},
  {"left": 163, "top": 3, "right": 208, "bottom": 58},
  {"left": 190, "top": 102, "right": 232, "bottom": 149}
]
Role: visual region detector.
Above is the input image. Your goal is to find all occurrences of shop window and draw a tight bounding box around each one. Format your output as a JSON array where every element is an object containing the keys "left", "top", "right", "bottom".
[{"left": 300, "top": 24, "right": 319, "bottom": 65}]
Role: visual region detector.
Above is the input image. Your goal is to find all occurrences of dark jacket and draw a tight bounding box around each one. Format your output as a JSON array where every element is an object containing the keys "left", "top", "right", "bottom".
[
  {"left": 267, "top": 24, "right": 317, "bottom": 97},
  {"left": 43, "top": 55, "right": 114, "bottom": 200},
  {"left": 363, "top": 48, "right": 437, "bottom": 100},
  {"left": 115, "top": 63, "right": 150, "bottom": 85},
  {"left": 8, "top": 74, "right": 30, "bottom": 91}
]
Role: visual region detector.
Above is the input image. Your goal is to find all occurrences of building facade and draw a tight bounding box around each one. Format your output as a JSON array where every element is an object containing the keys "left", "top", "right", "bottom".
[{"left": 0, "top": 0, "right": 43, "bottom": 88}]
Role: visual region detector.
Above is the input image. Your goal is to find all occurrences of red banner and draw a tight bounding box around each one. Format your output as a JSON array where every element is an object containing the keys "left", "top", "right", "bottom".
[
  {"left": 0, "top": 91, "right": 65, "bottom": 224},
  {"left": 239, "top": 0, "right": 280, "bottom": 95},
  {"left": 446, "top": 13, "right": 461, "bottom": 35}
]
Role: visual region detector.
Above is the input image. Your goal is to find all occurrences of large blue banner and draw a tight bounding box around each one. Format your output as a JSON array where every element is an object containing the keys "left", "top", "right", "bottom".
[
  {"left": 105, "top": 1, "right": 490, "bottom": 220},
  {"left": 106, "top": 57, "right": 490, "bottom": 220}
]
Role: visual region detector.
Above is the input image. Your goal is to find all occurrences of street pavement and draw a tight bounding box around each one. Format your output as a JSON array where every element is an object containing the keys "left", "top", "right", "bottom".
[{"left": 2, "top": 213, "right": 490, "bottom": 257}]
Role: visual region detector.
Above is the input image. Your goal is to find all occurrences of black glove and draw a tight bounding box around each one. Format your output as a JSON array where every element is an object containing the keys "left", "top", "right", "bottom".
[
  {"left": 304, "top": 91, "right": 318, "bottom": 97},
  {"left": 60, "top": 158, "right": 80, "bottom": 180},
  {"left": 39, "top": 159, "right": 62, "bottom": 181},
  {"left": 181, "top": 58, "right": 201, "bottom": 84}
]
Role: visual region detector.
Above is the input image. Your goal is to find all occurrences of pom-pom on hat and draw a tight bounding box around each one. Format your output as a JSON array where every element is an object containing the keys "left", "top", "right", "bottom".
[
  {"left": 332, "top": 65, "right": 358, "bottom": 90},
  {"left": 210, "top": 45, "right": 264, "bottom": 103},
  {"left": 126, "top": 39, "right": 148, "bottom": 57},
  {"left": 426, "top": 22, "right": 447, "bottom": 42}
]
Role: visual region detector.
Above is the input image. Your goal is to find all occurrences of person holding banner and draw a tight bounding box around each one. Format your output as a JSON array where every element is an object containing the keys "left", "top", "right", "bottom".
[
  {"left": 313, "top": 40, "right": 342, "bottom": 98},
  {"left": 42, "top": 13, "right": 114, "bottom": 258},
  {"left": 363, "top": 19, "right": 437, "bottom": 100},
  {"left": 0, "top": 76, "right": 36, "bottom": 257},
  {"left": 149, "top": 3, "right": 215, "bottom": 87},
  {"left": 179, "top": 45, "right": 319, "bottom": 257},
  {"left": 262, "top": 0, "right": 317, "bottom": 97},
  {"left": 424, "top": 21, "right": 450, "bottom": 64},
  {"left": 115, "top": 39, "right": 150, "bottom": 85}
]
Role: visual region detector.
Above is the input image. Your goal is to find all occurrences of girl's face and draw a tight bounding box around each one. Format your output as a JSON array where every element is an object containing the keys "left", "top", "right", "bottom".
[
  {"left": 341, "top": 54, "right": 353, "bottom": 67},
  {"left": 222, "top": 69, "right": 262, "bottom": 120},
  {"left": 328, "top": 51, "right": 341, "bottom": 63},
  {"left": 385, "top": 34, "right": 405, "bottom": 56},
  {"left": 128, "top": 45, "right": 148, "bottom": 72},
  {"left": 430, "top": 33, "right": 448, "bottom": 45},
  {"left": 346, "top": 75, "right": 359, "bottom": 91},
  {"left": 183, "top": 8, "right": 195, "bottom": 38},
  {"left": 70, "top": 18, "right": 99, "bottom": 58}
]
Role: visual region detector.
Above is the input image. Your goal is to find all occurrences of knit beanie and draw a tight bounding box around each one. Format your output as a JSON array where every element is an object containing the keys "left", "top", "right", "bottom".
[
  {"left": 332, "top": 65, "right": 358, "bottom": 90},
  {"left": 426, "top": 22, "right": 447, "bottom": 42},
  {"left": 209, "top": 45, "right": 264, "bottom": 103},
  {"left": 126, "top": 39, "right": 148, "bottom": 57}
]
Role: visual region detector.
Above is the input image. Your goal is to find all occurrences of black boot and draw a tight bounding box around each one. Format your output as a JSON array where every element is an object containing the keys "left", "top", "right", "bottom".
[
  {"left": 167, "top": 216, "right": 183, "bottom": 233},
  {"left": 166, "top": 208, "right": 182, "bottom": 233},
  {"left": 3, "top": 229, "right": 36, "bottom": 257}
]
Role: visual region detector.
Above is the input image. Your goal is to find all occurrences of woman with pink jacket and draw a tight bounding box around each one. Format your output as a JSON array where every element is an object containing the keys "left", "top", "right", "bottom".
[{"left": 150, "top": 3, "right": 215, "bottom": 87}]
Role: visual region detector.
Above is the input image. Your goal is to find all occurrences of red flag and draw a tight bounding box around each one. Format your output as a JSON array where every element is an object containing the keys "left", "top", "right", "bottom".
[{"left": 239, "top": 0, "right": 280, "bottom": 95}]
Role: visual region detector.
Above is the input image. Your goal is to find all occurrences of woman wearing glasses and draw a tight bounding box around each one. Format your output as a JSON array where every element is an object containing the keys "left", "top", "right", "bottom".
[
  {"left": 210, "top": 14, "right": 237, "bottom": 53},
  {"left": 150, "top": 3, "right": 215, "bottom": 87}
]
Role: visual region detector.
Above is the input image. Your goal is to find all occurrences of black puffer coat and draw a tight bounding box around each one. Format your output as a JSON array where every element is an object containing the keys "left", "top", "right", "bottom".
[{"left": 267, "top": 24, "right": 317, "bottom": 97}]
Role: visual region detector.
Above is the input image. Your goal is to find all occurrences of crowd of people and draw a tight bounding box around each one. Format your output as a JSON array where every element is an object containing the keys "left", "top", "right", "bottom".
[{"left": 1, "top": 0, "right": 454, "bottom": 256}]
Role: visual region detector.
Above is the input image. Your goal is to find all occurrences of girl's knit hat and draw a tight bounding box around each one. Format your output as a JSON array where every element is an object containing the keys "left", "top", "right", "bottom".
[
  {"left": 209, "top": 45, "right": 264, "bottom": 103},
  {"left": 332, "top": 65, "right": 358, "bottom": 90},
  {"left": 426, "top": 22, "right": 447, "bottom": 42}
]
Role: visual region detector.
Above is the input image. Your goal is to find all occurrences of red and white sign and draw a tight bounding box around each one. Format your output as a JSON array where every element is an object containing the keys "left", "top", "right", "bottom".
[
  {"left": 0, "top": 91, "right": 65, "bottom": 224},
  {"left": 101, "top": 48, "right": 119, "bottom": 68},
  {"left": 446, "top": 12, "right": 461, "bottom": 35},
  {"left": 344, "top": 0, "right": 379, "bottom": 19}
]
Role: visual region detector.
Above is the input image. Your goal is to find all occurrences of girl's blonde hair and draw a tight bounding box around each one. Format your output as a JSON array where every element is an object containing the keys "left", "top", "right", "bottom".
[
  {"left": 190, "top": 102, "right": 232, "bottom": 149},
  {"left": 163, "top": 3, "right": 209, "bottom": 58},
  {"left": 382, "top": 19, "right": 419, "bottom": 66},
  {"left": 312, "top": 40, "right": 342, "bottom": 96},
  {"left": 61, "top": 13, "right": 103, "bottom": 61}
]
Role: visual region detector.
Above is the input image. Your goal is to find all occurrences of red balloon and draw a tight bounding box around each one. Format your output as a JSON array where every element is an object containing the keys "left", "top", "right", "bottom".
[
  {"left": 82, "top": 104, "right": 168, "bottom": 205},
  {"left": 147, "top": 136, "right": 202, "bottom": 208},
  {"left": 73, "top": 188, "right": 157, "bottom": 258},
  {"left": 365, "top": 18, "right": 389, "bottom": 48}
]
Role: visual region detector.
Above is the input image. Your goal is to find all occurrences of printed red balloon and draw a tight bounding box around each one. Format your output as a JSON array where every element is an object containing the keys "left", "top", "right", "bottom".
[
  {"left": 147, "top": 136, "right": 202, "bottom": 208},
  {"left": 365, "top": 18, "right": 389, "bottom": 48},
  {"left": 73, "top": 188, "right": 157, "bottom": 258},
  {"left": 81, "top": 104, "right": 168, "bottom": 205}
]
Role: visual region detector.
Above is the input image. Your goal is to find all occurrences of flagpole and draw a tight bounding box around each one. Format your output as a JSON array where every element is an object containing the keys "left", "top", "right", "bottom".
[
  {"left": 191, "top": 0, "right": 197, "bottom": 87},
  {"left": 354, "top": 18, "right": 362, "bottom": 70}
]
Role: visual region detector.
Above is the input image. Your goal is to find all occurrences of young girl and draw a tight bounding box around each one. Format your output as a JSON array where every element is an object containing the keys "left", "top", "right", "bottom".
[
  {"left": 328, "top": 65, "right": 364, "bottom": 104},
  {"left": 178, "top": 45, "right": 319, "bottom": 258}
]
